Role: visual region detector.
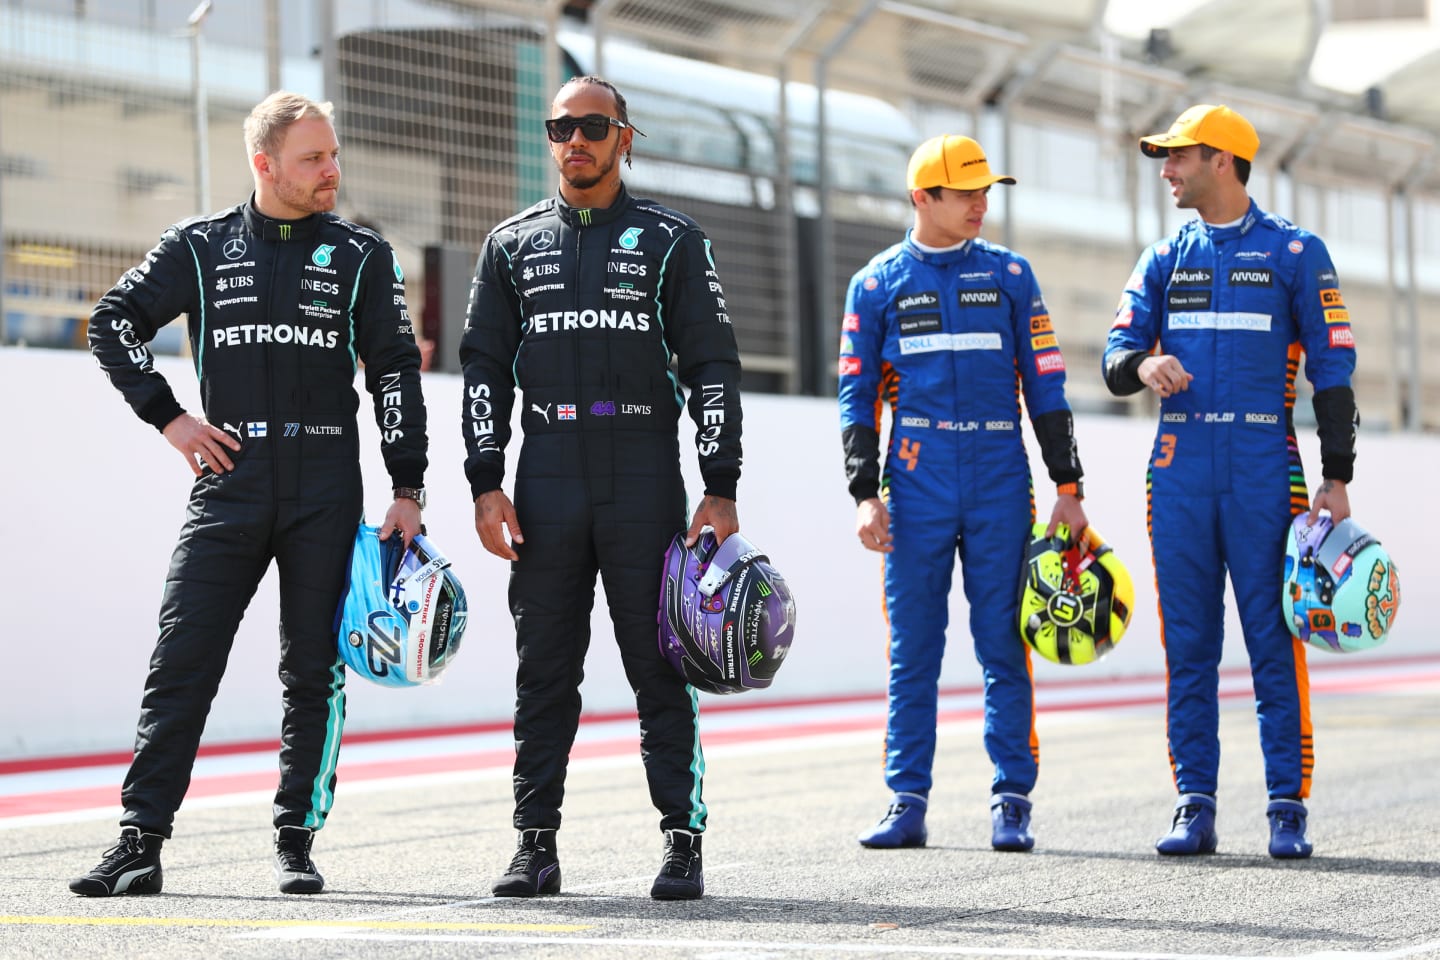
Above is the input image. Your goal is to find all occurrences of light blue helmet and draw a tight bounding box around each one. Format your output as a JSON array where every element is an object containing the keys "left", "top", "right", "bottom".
[
  {"left": 336, "top": 524, "right": 468, "bottom": 686},
  {"left": 1283, "top": 511, "right": 1399, "bottom": 654}
]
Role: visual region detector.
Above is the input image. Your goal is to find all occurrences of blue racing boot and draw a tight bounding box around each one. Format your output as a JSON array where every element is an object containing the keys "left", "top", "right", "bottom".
[
  {"left": 990, "top": 793, "right": 1035, "bottom": 851},
  {"left": 1267, "top": 799, "right": 1313, "bottom": 859},
  {"left": 858, "top": 792, "right": 928, "bottom": 848},
  {"left": 1155, "top": 793, "right": 1218, "bottom": 855}
]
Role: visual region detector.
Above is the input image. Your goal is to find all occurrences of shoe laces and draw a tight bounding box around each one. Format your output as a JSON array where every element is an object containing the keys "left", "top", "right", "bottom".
[
  {"left": 659, "top": 833, "right": 698, "bottom": 878},
  {"left": 96, "top": 832, "right": 147, "bottom": 870},
  {"left": 276, "top": 832, "right": 317, "bottom": 875},
  {"left": 1173, "top": 803, "right": 1206, "bottom": 826},
  {"left": 878, "top": 802, "right": 911, "bottom": 825},
  {"left": 505, "top": 833, "right": 552, "bottom": 875},
  {"left": 1271, "top": 808, "right": 1303, "bottom": 831}
]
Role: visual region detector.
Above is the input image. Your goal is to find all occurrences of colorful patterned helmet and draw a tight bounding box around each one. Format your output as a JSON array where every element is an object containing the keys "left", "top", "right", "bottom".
[
  {"left": 336, "top": 524, "right": 469, "bottom": 686},
  {"left": 659, "top": 529, "right": 796, "bottom": 694},
  {"left": 1283, "top": 511, "right": 1399, "bottom": 653},
  {"left": 1018, "top": 522, "right": 1134, "bottom": 665}
]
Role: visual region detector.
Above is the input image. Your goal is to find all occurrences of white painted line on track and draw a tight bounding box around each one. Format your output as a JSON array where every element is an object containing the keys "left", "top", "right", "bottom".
[{"left": 230, "top": 929, "right": 1440, "bottom": 960}]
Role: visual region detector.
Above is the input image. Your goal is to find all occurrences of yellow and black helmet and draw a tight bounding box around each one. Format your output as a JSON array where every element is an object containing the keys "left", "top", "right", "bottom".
[{"left": 1018, "top": 522, "right": 1134, "bottom": 666}]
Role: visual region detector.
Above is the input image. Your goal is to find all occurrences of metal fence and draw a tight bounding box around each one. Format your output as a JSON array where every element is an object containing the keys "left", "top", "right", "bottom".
[{"left": 3, "top": 0, "right": 1438, "bottom": 428}]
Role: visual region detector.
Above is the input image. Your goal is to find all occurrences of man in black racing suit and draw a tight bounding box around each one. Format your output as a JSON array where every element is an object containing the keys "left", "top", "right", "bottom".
[
  {"left": 72, "top": 92, "right": 427, "bottom": 897},
  {"left": 461, "top": 76, "right": 742, "bottom": 902}
]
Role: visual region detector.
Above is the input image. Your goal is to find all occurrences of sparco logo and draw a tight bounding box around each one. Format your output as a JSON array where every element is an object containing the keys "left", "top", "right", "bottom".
[
  {"left": 1245, "top": 413, "right": 1279, "bottom": 424},
  {"left": 896, "top": 292, "right": 938, "bottom": 312},
  {"left": 1229, "top": 268, "right": 1273, "bottom": 287},
  {"left": 1171, "top": 268, "right": 1212, "bottom": 285},
  {"left": 958, "top": 289, "right": 1000, "bottom": 306}
]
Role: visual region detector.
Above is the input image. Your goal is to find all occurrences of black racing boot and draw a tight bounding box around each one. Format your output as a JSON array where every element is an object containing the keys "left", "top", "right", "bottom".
[
  {"left": 492, "top": 828, "right": 561, "bottom": 897},
  {"left": 69, "top": 826, "right": 165, "bottom": 896}
]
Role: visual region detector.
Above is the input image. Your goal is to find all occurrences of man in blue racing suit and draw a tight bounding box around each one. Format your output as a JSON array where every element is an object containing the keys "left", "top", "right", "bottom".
[
  {"left": 1103, "top": 105, "right": 1358, "bottom": 859},
  {"left": 840, "top": 135, "right": 1087, "bottom": 852}
]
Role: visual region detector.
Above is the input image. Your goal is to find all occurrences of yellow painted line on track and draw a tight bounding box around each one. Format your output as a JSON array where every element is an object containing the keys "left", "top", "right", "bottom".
[{"left": 0, "top": 915, "right": 591, "bottom": 933}]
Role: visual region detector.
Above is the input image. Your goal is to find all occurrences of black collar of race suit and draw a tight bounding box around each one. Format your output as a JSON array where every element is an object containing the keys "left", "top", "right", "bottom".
[
  {"left": 555, "top": 183, "right": 631, "bottom": 229},
  {"left": 243, "top": 195, "right": 325, "bottom": 242}
]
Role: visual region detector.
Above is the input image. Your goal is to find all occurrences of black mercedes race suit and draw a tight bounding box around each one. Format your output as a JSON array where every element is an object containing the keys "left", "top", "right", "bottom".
[
  {"left": 460, "top": 185, "right": 742, "bottom": 834},
  {"left": 88, "top": 199, "right": 427, "bottom": 837}
]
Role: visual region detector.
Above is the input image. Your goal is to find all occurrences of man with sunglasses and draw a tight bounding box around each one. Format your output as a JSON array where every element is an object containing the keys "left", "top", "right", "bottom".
[
  {"left": 460, "top": 76, "right": 742, "bottom": 901},
  {"left": 839, "top": 134, "right": 1088, "bottom": 853}
]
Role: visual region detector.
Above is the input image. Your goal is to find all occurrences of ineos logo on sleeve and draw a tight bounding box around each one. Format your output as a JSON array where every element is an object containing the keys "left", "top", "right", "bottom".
[{"left": 223, "top": 238, "right": 247, "bottom": 260}]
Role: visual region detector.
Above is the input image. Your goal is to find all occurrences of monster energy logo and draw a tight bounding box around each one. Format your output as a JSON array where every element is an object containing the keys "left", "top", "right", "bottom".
[
  {"left": 748, "top": 650, "right": 763, "bottom": 667},
  {"left": 578, "top": 209, "right": 592, "bottom": 226},
  {"left": 756, "top": 581, "right": 772, "bottom": 598},
  {"left": 278, "top": 224, "right": 291, "bottom": 240}
]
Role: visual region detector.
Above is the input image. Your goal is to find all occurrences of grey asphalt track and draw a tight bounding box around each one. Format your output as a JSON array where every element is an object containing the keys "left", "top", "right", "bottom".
[{"left": 3, "top": 688, "right": 1438, "bottom": 960}]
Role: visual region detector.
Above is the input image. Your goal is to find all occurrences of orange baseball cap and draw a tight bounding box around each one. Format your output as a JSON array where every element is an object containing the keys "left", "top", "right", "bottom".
[
  {"left": 1140, "top": 104, "right": 1259, "bottom": 161},
  {"left": 907, "top": 135, "right": 1016, "bottom": 191}
]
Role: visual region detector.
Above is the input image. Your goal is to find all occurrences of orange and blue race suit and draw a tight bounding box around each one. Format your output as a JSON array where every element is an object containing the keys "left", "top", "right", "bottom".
[
  {"left": 1103, "top": 199, "right": 1358, "bottom": 800},
  {"left": 839, "top": 232, "right": 1082, "bottom": 798}
]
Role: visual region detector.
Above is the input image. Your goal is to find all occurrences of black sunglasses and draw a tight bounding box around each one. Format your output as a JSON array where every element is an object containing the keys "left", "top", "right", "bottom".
[{"left": 544, "top": 113, "right": 646, "bottom": 143}]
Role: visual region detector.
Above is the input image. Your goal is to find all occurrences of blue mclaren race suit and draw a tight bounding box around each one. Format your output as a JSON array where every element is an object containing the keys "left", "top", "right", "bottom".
[
  {"left": 1103, "top": 199, "right": 1358, "bottom": 800},
  {"left": 839, "top": 233, "right": 1083, "bottom": 799}
]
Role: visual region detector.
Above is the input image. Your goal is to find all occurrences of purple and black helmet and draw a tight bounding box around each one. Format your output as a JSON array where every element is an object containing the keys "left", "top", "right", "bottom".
[{"left": 658, "top": 529, "right": 796, "bottom": 694}]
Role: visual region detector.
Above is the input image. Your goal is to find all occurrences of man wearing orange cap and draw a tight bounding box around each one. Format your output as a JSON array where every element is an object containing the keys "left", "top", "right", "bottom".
[
  {"left": 839, "top": 134, "right": 1088, "bottom": 851},
  {"left": 1103, "top": 105, "right": 1358, "bottom": 859}
]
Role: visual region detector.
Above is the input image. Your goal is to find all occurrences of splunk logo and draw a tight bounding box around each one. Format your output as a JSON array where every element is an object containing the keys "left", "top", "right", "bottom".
[
  {"left": 1170, "top": 268, "right": 1212, "bottom": 286},
  {"left": 895, "top": 291, "right": 939, "bottom": 313}
]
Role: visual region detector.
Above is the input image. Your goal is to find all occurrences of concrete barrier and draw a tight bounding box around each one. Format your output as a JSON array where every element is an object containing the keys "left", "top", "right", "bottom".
[{"left": 0, "top": 346, "right": 1425, "bottom": 759}]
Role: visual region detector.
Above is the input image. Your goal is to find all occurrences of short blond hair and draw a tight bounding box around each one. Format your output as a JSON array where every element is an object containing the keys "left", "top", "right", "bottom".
[{"left": 243, "top": 91, "right": 334, "bottom": 158}]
